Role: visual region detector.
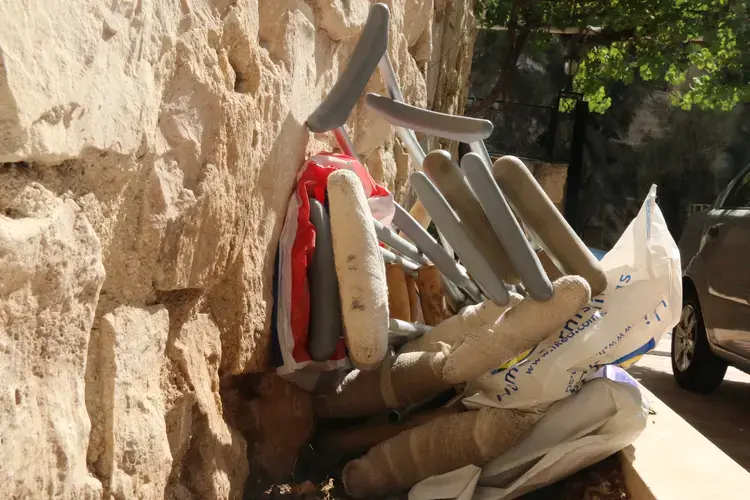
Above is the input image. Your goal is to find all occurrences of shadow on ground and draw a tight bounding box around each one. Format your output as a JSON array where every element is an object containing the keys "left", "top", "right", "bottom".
[{"left": 628, "top": 361, "right": 750, "bottom": 471}]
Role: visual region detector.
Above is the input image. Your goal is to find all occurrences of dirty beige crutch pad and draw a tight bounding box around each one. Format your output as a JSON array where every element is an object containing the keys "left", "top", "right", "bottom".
[
  {"left": 442, "top": 275, "right": 591, "bottom": 384},
  {"left": 399, "top": 293, "right": 522, "bottom": 354},
  {"left": 328, "top": 169, "right": 390, "bottom": 371}
]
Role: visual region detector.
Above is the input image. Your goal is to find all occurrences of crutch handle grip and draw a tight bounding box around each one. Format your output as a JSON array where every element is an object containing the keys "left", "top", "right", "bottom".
[
  {"left": 365, "top": 93, "right": 493, "bottom": 143},
  {"left": 306, "top": 4, "right": 390, "bottom": 133}
]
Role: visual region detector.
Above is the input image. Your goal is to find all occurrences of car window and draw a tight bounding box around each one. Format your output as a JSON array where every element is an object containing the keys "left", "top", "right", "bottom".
[{"left": 721, "top": 171, "right": 750, "bottom": 209}]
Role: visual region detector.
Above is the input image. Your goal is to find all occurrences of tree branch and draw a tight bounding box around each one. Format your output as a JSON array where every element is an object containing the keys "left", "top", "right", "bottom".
[{"left": 468, "top": 2, "right": 531, "bottom": 116}]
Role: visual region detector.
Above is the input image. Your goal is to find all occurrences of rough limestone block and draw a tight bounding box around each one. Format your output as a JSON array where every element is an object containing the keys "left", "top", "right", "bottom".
[
  {"left": 0, "top": 0, "right": 478, "bottom": 494},
  {"left": 0, "top": 181, "right": 105, "bottom": 497},
  {"left": 87, "top": 306, "right": 172, "bottom": 498},
  {"left": 166, "top": 314, "right": 249, "bottom": 498},
  {"left": 0, "top": 1, "right": 181, "bottom": 163}
]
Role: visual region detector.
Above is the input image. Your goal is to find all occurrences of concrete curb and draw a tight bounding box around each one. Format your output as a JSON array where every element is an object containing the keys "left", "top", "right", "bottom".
[{"left": 620, "top": 383, "right": 750, "bottom": 499}]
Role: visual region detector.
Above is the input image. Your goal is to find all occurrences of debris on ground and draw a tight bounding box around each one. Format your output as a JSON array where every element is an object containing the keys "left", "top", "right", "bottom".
[
  {"left": 519, "top": 454, "right": 629, "bottom": 500},
  {"left": 260, "top": 453, "right": 630, "bottom": 500}
]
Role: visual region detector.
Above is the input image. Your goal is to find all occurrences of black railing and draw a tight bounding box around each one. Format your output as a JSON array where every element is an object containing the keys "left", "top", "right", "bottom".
[
  {"left": 465, "top": 94, "right": 589, "bottom": 233},
  {"left": 467, "top": 96, "right": 577, "bottom": 164}
]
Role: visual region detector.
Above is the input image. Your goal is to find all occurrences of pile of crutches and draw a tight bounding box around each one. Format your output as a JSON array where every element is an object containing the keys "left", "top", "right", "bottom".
[{"left": 276, "top": 3, "right": 611, "bottom": 498}]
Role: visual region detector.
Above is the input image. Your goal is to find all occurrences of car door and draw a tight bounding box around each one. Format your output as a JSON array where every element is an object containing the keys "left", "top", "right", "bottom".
[{"left": 698, "top": 166, "right": 750, "bottom": 359}]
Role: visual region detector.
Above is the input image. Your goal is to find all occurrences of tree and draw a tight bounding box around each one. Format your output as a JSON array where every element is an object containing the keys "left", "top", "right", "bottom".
[{"left": 471, "top": 0, "right": 749, "bottom": 114}]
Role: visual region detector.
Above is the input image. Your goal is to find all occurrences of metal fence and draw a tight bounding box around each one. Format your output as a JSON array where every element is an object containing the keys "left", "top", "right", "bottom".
[{"left": 467, "top": 97, "right": 576, "bottom": 164}]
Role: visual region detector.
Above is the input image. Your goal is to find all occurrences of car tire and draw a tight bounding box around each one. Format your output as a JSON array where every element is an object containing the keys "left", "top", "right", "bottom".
[{"left": 671, "top": 289, "right": 728, "bottom": 394}]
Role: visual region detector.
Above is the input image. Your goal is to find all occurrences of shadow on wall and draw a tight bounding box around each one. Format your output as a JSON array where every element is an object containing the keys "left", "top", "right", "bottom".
[{"left": 209, "top": 111, "right": 311, "bottom": 377}]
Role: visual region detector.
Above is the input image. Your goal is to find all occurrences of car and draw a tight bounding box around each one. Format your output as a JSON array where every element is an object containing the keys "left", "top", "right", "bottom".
[{"left": 672, "top": 164, "right": 750, "bottom": 393}]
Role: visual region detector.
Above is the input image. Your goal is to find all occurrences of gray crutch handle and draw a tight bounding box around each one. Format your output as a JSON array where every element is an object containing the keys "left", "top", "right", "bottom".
[
  {"left": 411, "top": 171, "right": 510, "bottom": 306},
  {"left": 422, "top": 149, "right": 519, "bottom": 284},
  {"left": 461, "top": 153, "right": 553, "bottom": 301},
  {"left": 365, "top": 93, "right": 494, "bottom": 143},
  {"left": 306, "top": 4, "right": 390, "bottom": 133},
  {"left": 391, "top": 204, "right": 469, "bottom": 287},
  {"left": 377, "top": 56, "right": 426, "bottom": 166},
  {"left": 388, "top": 318, "right": 432, "bottom": 344},
  {"left": 308, "top": 199, "right": 343, "bottom": 362},
  {"left": 373, "top": 219, "right": 430, "bottom": 265}
]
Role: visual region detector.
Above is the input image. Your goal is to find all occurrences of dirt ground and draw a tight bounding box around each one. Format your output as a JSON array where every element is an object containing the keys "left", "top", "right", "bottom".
[{"left": 628, "top": 333, "right": 750, "bottom": 471}]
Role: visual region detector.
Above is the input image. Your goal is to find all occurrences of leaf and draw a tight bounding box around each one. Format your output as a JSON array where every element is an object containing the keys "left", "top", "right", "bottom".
[{"left": 475, "top": 0, "right": 750, "bottom": 114}]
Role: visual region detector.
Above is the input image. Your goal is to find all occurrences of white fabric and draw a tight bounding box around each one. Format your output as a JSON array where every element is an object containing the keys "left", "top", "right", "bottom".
[
  {"left": 409, "top": 465, "right": 481, "bottom": 500},
  {"left": 409, "top": 374, "right": 648, "bottom": 500},
  {"left": 409, "top": 186, "right": 675, "bottom": 498},
  {"left": 315, "top": 153, "right": 396, "bottom": 226},
  {"left": 463, "top": 185, "right": 681, "bottom": 410}
]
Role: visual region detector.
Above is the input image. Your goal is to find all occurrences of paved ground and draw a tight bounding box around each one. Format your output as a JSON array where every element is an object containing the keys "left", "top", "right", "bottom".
[{"left": 628, "top": 333, "right": 750, "bottom": 471}]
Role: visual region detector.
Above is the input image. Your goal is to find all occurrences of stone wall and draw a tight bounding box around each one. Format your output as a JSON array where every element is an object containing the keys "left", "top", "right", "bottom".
[
  {"left": 0, "top": 0, "right": 476, "bottom": 497},
  {"left": 488, "top": 155, "right": 569, "bottom": 212},
  {"left": 529, "top": 162, "right": 568, "bottom": 214}
]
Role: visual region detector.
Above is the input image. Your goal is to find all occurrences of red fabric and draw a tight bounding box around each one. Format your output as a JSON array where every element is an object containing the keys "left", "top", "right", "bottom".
[{"left": 289, "top": 153, "right": 389, "bottom": 363}]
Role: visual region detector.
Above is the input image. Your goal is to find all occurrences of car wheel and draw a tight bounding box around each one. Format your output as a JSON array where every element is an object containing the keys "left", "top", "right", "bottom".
[{"left": 671, "top": 291, "right": 727, "bottom": 394}]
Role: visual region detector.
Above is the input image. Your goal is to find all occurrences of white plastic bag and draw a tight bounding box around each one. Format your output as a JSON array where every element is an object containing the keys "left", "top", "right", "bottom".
[
  {"left": 409, "top": 370, "right": 648, "bottom": 500},
  {"left": 463, "top": 185, "right": 681, "bottom": 410}
]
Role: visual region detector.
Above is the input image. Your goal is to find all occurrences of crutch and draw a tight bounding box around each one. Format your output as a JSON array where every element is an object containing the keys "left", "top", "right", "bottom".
[
  {"left": 364, "top": 93, "right": 554, "bottom": 301},
  {"left": 374, "top": 55, "right": 501, "bottom": 304},
  {"left": 370, "top": 3, "right": 482, "bottom": 305},
  {"left": 305, "top": 5, "right": 454, "bottom": 344},
  {"left": 364, "top": 94, "right": 512, "bottom": 304},
  {"left": 309, "top": 198, "right": 429, "bottom": 359},
  {"left": 305, "top": 3, "right": 482, "bottom": 303}
]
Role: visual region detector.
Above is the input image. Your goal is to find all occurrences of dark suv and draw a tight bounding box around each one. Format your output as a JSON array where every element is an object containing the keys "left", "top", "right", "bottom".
[{"left": 673, "top": 165, "right": 750, "bottom": 393}]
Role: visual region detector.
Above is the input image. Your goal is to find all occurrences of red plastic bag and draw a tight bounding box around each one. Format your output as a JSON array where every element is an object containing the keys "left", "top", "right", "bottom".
[{"left": 275, "top": 153, "right": 394, "bottom": 389}]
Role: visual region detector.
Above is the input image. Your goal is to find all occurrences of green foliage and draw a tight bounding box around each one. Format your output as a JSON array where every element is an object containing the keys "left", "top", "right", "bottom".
[{"left": 475, "top": 0, "right": 749, "bottom": 114}]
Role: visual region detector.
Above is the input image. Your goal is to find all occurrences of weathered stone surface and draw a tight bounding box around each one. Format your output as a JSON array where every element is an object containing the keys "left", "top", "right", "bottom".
[
  {"left": 166, "top": 313, "right": 249, "bottom": 499},
  {"left": 531, "top": 162, "right": 569, "bottom": 213},
  {"left": 224, "top": 373, "right": 314, "bottom": 483},
  {"left": 86, "top": 305, "right": 172, "bottom": 499},
  {"left": 0, "top": 178, "right": 105, "bottom": 498},
  {"left": 0, "top": 0, "right": 476, "bottom": 496}
]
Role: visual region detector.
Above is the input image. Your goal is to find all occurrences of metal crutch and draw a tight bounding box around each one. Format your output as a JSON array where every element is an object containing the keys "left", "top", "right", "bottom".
[
  {"left": 411, "top": 169, "right": 510, "bottom": 305},
  {"left": 364, "top": 93, "right": 553, "bottom": 301},
  {"left": 461, "top": 153, "right": 553, "bottom": 300},
  {"left": 305, "top": 3, "right": 480, "bottom": 302},
  {"left": 364, "top": 93, "right": 513, "bottom": 297},
  {"left": 304, "top": 5, "right": 459, "bottom": 342},
  {"left": 367, "top": 67, "right": 499, "bottom": 303},
  {"left": 373, "top": 26, "right": 476, "bottom": 304}
]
